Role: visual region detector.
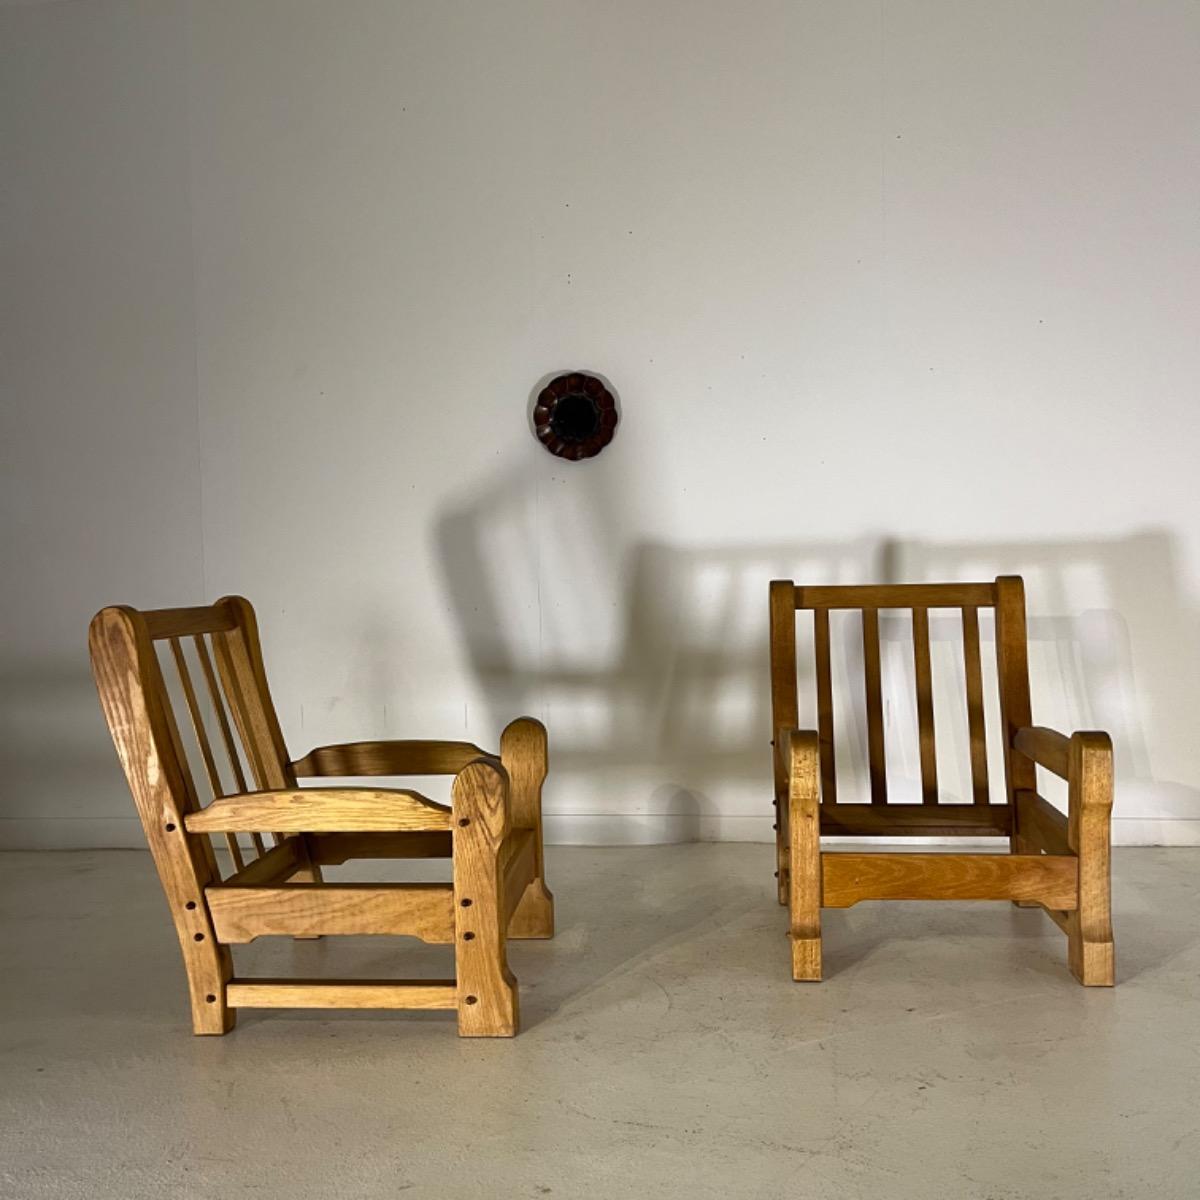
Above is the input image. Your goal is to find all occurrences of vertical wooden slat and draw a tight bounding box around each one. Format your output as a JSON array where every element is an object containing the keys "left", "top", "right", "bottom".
[
  {"left": 861, "top": 608, "right": 887, "bottom": 804},
  {"left": 812, "top": 608, "right": 837, "bottom": 805},
  {"left": 960, "top": 606, "right": 991, "bottom": 805},
  {"left": 911, "top": 608, "right": 938, "bottom": 804},
  {"left": 193, "top": 634, "right": 263, "bottom": 857},
  {"left": 210, "top": 599, "right": 294, "bottom": 791},
  {"left": 169, "top": 638, "right": 244, "bottom": 870},
  {"left": 192, "top": 634, "right": 248, "bottom": 793},
  {"left": 212, "top": 598, "right": 302, "bottom": 862}
]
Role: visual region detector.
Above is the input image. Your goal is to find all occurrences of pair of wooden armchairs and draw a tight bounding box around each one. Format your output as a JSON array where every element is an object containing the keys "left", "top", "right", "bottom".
[{"left": 90, "top": 576, "right": 1113, "bottom": 1040}]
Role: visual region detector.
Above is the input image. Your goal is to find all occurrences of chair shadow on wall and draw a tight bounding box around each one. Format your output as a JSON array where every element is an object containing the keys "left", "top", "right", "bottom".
[{"left": 430, "top": 455, "right": 1200, "bottom": 1004}]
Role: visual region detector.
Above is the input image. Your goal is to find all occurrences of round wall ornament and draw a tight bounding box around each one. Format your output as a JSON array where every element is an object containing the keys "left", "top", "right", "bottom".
[{"left": 533, "top": 372, "right": 618, "bottom": 461}]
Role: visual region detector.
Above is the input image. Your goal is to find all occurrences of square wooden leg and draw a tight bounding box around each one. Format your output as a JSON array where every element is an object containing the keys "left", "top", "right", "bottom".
[
  {"left": 453, "top": 760, "right": 520, "bottom": 1036},
  {"left": 1067, "top": 734, "right": 1115, "bottom": 986},
  {"left": 788, "top": 731, "right": 822, "bottom": 982}
]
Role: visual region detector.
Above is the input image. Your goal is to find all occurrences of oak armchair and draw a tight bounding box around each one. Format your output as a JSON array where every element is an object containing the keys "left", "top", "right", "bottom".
[
  {"left": 89, "top": 597, "right": 553, "bottom": 1037},
  {"left": 770, "top": 576, "right": 1114, "bottom": 986}
]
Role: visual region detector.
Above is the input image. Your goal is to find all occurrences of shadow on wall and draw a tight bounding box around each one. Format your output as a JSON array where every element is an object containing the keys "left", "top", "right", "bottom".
[{"left": 434, "top": 455, "right": 1200, "bottom": 844}]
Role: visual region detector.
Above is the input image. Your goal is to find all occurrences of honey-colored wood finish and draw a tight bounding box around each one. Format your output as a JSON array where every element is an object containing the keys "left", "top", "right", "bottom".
[
  {"left": 821, "top": 853, "right": 1078, "bottom": 909},
  {"left": 912, "top": 607, "right": 938, "bottom": 804},
  {"left": 960, "top": 605, "right": 991, "bottom": 805},
  {"left": 185, "top": 788, "right": 452, "bottom": 834},
  {"left": 452, "top": 759, "right": 519, "bottom": 1037},
  {"left": 207, "top": 883, "right": 455, "bottom": 944},
  {"left": 787, "top": 731, "right": 821, "bottom": 981},
  {"left": 292, "top": 740, "right": 492, "bottom": 778},
  {"left": 89, "top": 597, "right": 555, "bottom": 1036},
  {"left": 861, "top": 608, "right": 887, "bottom": 805},
  {"left": 226, "top": 981, "right": 457, "bottom": 1009},
  {"left": 769, "top": 575, "right": 1115, "bottom": 986},
  {"left": 500, "top": 719, "right": 555, "bottom": 939}
]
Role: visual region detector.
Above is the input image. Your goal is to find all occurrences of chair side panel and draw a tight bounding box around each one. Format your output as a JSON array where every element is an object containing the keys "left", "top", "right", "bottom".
[{"left": 88, "top": 607, "right": 233, "bottom": 1022}]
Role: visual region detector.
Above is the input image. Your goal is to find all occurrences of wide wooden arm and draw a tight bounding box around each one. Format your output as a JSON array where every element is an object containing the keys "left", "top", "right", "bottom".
[
  {"left": 291, "top": 740, "right": 493, "bottom": 778},
  {"left": 184, "top": 788, "right": 452, "bottom": 833},
  {"left": 1013, "top": 726, "right": 1070, "bottom": 777}
]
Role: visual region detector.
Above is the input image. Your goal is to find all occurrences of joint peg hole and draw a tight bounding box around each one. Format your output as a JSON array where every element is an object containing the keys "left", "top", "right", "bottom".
[
  {"left": 205, "top": 994, "right": 216, "bottom": 1004},
  {"left": 185, "top": 901, "right": 197, "bottom": 911},
  {"left": 193, "top": 933, "right": 205, "bottom": 942},
  {"left": 465, "top": 995, "right": 478, "bottom": 1005},
  {"left": 458, "top": 818, "right": 470, "bottom": 827},
  {"left": 165, "top": 823, "right": 176, "bottom": 832},
  {"left": 460, "top": 898, "right": 472, "bottom": 907},
  {"left": 463, "top": 932, "right": 475, "bottom": 941}
]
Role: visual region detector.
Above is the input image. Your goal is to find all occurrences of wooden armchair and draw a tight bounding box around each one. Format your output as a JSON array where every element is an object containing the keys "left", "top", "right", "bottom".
[
  {"left": 770, "top": 576, "right": 1114, "bottom": 986},
  {"left": 89, "top": 597, "right": 554, "bottom": 1036}
]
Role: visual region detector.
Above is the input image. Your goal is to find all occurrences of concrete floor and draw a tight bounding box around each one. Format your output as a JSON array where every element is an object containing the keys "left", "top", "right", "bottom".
[{"left": 1, "top": 846, "right": 1198, "bottom": 1199}]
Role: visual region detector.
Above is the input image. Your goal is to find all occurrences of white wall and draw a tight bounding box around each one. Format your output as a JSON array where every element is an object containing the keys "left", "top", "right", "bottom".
[
  {"left": 3, "top": 0, "right": 1198, "bottom": 847},
  {"left": 0, "top": 1, "right": 204, "bottom": 845}
]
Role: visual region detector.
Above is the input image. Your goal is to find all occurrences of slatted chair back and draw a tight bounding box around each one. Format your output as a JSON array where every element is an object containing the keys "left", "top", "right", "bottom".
[
  {"left": 769, "top": 577, "right": 1032, "bottom": 824},
  {"left": 89, "top": 597, "right": 294, "bottom": 879}
]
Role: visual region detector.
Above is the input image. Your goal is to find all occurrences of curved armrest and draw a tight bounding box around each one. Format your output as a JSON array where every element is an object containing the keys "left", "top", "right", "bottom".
[
  {"left": 291, "top": 740, "right": 494, "bottom": 778},
  {"left": 185, "top": 787, "right": 452, "bottom": 833}
]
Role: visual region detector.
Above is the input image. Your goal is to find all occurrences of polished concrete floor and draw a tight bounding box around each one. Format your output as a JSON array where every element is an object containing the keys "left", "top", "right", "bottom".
[{"left": 1, "top": 845, "right": 1198, "bottom": 1199}]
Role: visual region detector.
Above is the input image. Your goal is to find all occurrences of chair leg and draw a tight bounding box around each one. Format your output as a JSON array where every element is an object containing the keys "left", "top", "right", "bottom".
[
  {"left": 453, "top": 760, "right": 519, "bottom": 1036},
  {"left": 182, "top": 929, "right": 236, "bottom": 1035},
  {"left": 1067, "top": 734, "right": 1115, "bottom": 986},
  {"left": 501, "top": 717, "right": 555, "bottom": 940},
  {"left": 788, "top": 731, "right": 822, "bottom": 981}
]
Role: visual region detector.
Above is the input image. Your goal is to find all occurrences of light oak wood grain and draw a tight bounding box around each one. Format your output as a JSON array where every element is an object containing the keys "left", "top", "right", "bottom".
[
  {"left": 1068, "top": 732, "right": 1115, "bottom": 985},
  {"left": 822, "top": 852, "right": 1079, "bottom": 909},
  {"left": 207, "top": 883, "right": 454, "bottom": 944},
  {"left": 185, "top": 788, "right": 452, "bottom": 834},
  {"left": 90, "top": 596, "right": 555, "bottom": 1035},
  {"left": 89, "top": 607, "right": 234, "bottom": 1034},
  {"left": 453, "top": 759, "right": 519, "bottom": 1037},
  {"left": 788, "top": 731, "right": 822, "bottom": 981},
  {"left": 221, "top": 834, "right": 305, "bottom": 886},
  {"left": 226, "top": 980, "right": 457, "bottom": 1010}
]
